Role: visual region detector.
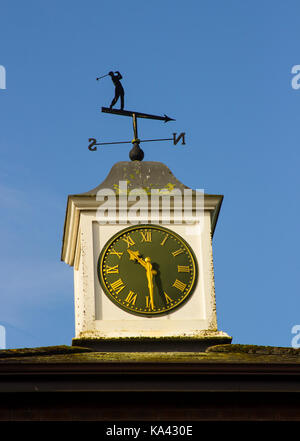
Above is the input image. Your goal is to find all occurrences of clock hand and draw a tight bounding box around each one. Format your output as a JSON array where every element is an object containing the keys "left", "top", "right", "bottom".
[
  {"left": 145, "top": 257, "right": 155, "bottom": 310},
  {"left": 127, "top": 249, "right": 147, "bottom": 269},
  {"left": 127, "top": 249, "right": 157, "bottom": 274},
  {"left": 127, "top": 250, "right": 157, "bottom": 310}
]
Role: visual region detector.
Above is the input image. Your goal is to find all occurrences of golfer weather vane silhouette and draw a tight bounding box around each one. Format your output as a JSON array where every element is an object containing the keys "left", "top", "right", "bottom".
[
  {"left": 108, "top": 71, "right": 125, "bottom": 110},
  {"left": 89, "top": 70, "right": 186, "bottom": 161},
  {"left": 96, "top": 70, "right": 125, "bottom": 110}
]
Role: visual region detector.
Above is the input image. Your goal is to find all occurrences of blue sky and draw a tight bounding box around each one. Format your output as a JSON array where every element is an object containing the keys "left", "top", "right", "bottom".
[{"left": 0, "top": 0, "right": 300, "bottom": 349}]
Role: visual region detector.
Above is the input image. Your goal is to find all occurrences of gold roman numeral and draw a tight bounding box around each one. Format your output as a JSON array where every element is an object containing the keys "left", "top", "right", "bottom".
[
  {"left": 140, "top": 231, "right": 152, "bottom": 242},
  {"left": 172, "top": 279, "right": 187, "bottom": 292},
  {"left": 109, "top": 248, "right": 123, "bottom": 259},
  {"left": 160, "top": 234, "right": 169, "bottom": 246},
  {"left": 164, "top": 292, "right": 173, "bottom": 304},
  {"left": 122, "top": 234, "right": 135, "bottom": 248},
  {"left": 172, "top": 248, "right": 184, "bottom": 257},
  {"left": 177, "top": 265, "right": 190, "bottom": 273},
  {"left": 105, "top": 265, "right": 119, "bottom": 274},
  {"left": 110, "top": 278, "right": 126, "bottom": 294},
  {"left": 125, "top": 290, "right": 137, "bottom": 305},
  {"left": 145, "top": 296, "right": 155, "bottom": 310}
]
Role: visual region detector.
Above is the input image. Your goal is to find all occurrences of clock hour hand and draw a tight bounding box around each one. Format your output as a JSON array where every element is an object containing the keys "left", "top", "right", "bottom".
[
  {"left": 127, "top": 249, "right": 157, "bottom": 274},
  {"left": 127, "top": 249, "right": 147, "bottom": 268}
]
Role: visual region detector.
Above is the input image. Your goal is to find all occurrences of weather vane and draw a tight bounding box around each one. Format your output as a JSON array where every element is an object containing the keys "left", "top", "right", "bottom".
[{"left": 88, "top": 70, "right": 186, "bottom": 161}]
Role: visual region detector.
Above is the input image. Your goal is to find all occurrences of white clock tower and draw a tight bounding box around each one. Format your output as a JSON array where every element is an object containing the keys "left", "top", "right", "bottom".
[{"left": 61, "top": 160, "right": 231, "bottom": 351}]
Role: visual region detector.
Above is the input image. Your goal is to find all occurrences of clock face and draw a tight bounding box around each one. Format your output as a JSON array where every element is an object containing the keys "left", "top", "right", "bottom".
[{"left": 98, "top": 224, "right": 198, "bottom": 316}]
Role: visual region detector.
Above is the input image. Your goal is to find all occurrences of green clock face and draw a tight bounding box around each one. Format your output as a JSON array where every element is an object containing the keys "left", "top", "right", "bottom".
[{"left": 98, "top": 224, "right": 198, "bottom": 316}]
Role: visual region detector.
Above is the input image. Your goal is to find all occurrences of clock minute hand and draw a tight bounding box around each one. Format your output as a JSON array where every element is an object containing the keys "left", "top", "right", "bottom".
[{"left": 145, "top": 257, "right": 155, "bottom": 310}]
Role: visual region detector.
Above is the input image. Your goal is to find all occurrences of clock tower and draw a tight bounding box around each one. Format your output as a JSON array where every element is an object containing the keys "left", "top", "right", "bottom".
[{"left": 61, "top": 160, "right": 231, "bottom": 351}]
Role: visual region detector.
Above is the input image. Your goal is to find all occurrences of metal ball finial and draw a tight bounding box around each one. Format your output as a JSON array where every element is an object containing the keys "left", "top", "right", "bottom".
[{"left": 129, "top": 140, "right": 144, "bottom": 161}]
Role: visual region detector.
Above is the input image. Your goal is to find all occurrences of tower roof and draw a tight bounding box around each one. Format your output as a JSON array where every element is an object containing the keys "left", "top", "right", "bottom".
[{"left": 80, "top": 161, "right": 191, "bottom": 195}]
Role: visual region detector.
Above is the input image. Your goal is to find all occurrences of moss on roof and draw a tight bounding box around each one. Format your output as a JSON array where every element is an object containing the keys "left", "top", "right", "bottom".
[
  {"left": 207, "top": 344, "right": 300, "bottom": 356},
  {"left": 0, "top": 344, "right": 300, "bottom": 365},
  {"left": 0, "top": 345, "right": 92, "bottom": 359}
]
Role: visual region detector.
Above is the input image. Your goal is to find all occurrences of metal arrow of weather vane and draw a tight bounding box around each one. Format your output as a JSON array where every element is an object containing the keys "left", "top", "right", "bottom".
[{"left": 88, "top": 71, "right": 186, "bottom": 161}]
